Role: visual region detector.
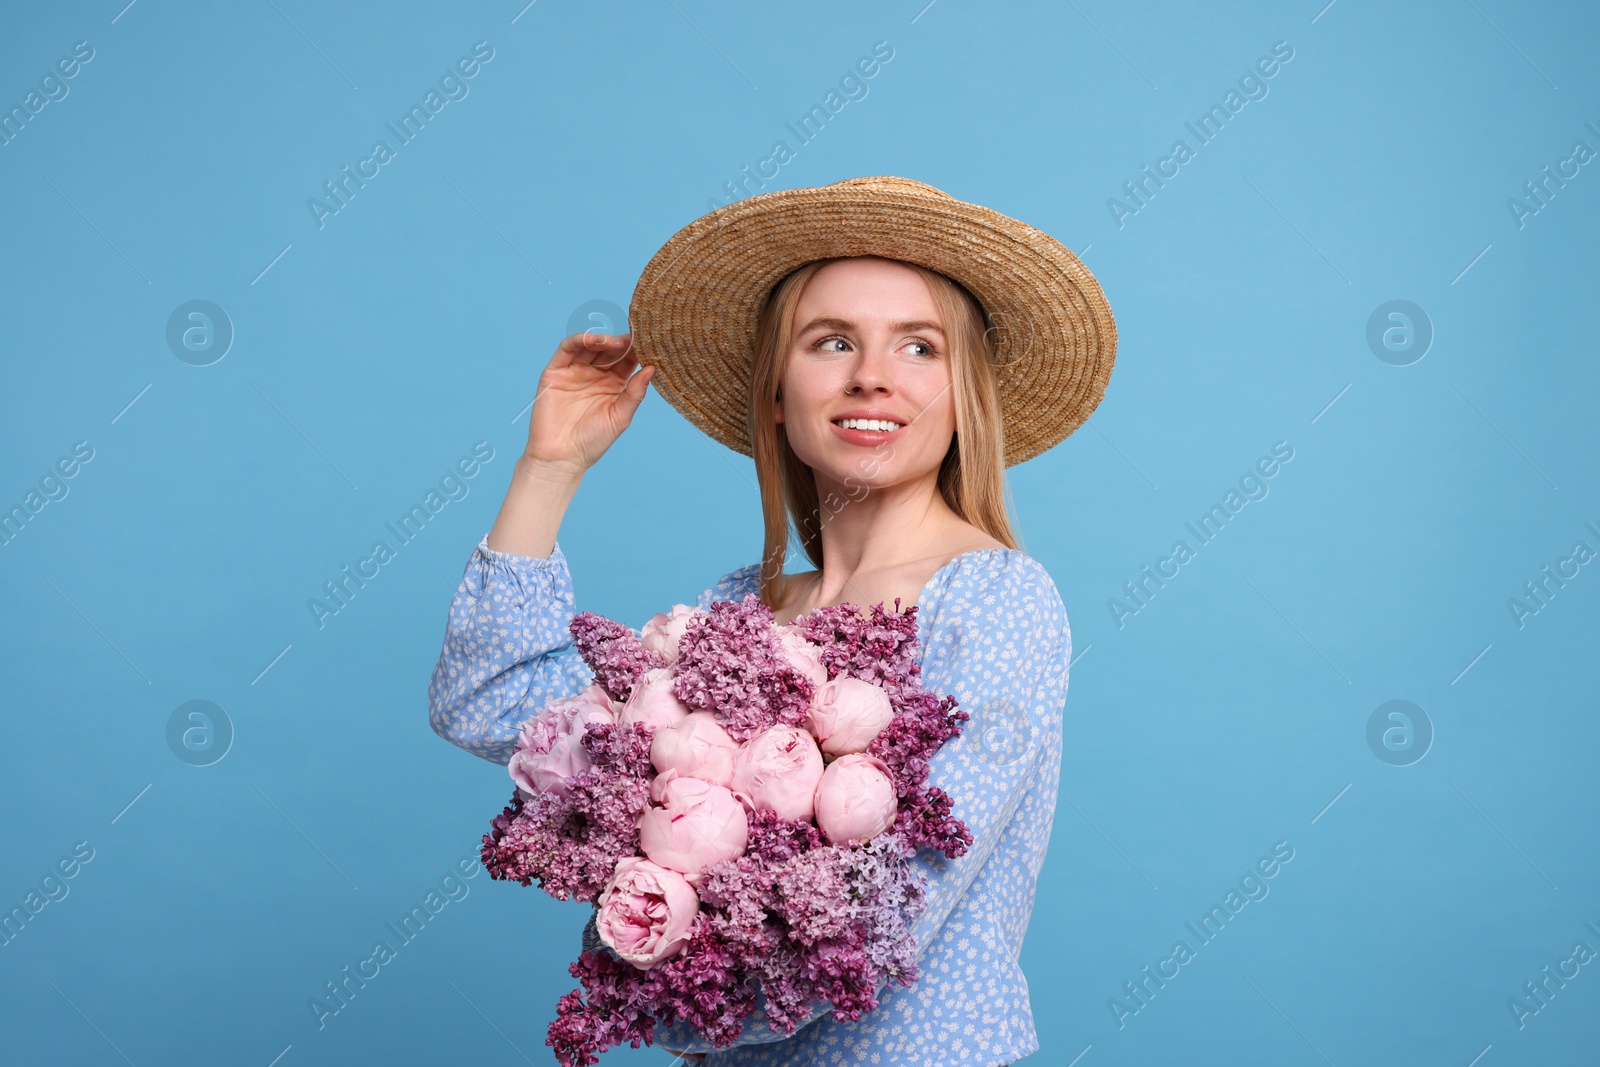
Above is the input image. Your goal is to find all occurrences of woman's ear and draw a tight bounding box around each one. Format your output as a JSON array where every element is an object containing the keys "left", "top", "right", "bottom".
[{"left": 774, "top": 387, "right": 784, "bottom": 424}]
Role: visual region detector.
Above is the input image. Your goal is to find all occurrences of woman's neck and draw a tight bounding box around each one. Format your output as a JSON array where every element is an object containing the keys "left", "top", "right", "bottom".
[{"left": 805, "top": 473, "right": 963, "bottom": 602}]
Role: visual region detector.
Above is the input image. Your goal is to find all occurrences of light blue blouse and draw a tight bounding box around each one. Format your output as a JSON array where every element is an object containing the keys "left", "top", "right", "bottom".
[{"left": 429, "top": 535, "right": 1071, "bottom": 1066}]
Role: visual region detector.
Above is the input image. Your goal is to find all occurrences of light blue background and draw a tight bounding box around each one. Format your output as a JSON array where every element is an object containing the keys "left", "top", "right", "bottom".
[{"left": 2, "top": 1, "right": 1596, "bottom": 1064}]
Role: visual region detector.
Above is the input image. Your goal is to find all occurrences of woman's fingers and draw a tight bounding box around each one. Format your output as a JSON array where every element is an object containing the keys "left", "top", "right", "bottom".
[
  {"left": 555, "top": 331, "right": 634, "bottom": 373},
  {"left": 620, "top": 362, "right": 655, "bottom": 409},
  {"left": 556, "top": 329, "right": 630, "bottom": 355}
]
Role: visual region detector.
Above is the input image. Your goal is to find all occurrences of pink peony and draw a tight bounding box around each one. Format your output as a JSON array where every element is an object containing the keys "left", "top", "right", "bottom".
[
  {"left": 813, "top": 753, "right": 898, "bottom": 844},
  {"left": 805, "top": 676, "right": 893, "bottom": 756},
  {"left": 641, "top": 604, "right": 703, "bottom": 664},
  {"left": 508, "top": 684, "right": 619, "bottom": 797},
  {"left": 651, "top": 711, "right": 740, "bottom": 788},
  {"left": 731, "top": 724, "right": 825, "bottom": 822},
  {"left": 774, "top": 625, "right": 828, "bottom": 688},
  {"left": 619, "top": 667, "right": 690, "bottom": 732},
  {"left": 638, "top": 772, "right": 749, "bottom": 884},
  {"left": 595, "top": 856, "right": 700, "bottom": 968}
]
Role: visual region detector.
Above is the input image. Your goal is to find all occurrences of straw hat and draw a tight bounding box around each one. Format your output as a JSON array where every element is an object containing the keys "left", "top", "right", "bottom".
[{"left": 628, "top": 175, "right": 1116, "bottom": 468}]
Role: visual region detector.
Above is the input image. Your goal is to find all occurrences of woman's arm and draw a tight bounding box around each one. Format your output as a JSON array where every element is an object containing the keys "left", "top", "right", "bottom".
[
  {"left": 652, "top": 552, "right": 1072, "bottom": 1053},
  {"left": 485, "top": 453, "right": 583, "bottom": 560},
  {"left": 901, "top": 552, "right": 1070, "bottom": 962},
  {"left": 427, "top": 533, "right": 596, "bottom": 764},
  {"left": 427, "top": 331, "right": 653, "bottom": 764}
]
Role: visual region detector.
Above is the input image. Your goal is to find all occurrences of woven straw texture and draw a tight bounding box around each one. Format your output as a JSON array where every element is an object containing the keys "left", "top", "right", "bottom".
[{"left": 628, "top": 176, "right": 1117, "bottom": 468}]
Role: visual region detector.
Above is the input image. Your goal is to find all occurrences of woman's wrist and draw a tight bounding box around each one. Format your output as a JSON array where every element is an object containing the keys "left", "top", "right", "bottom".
[
  {"left": 484, "top": 456, "right": 585, "bottom": 557},
  {"left": 515, "top": 453, "right": 586, "bottom": 490}
]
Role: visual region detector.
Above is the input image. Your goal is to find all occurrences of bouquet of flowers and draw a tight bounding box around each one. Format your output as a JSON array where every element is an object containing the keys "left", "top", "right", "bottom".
[{"left": 480, "top": 590, "right": 974, "bottom": 1066}]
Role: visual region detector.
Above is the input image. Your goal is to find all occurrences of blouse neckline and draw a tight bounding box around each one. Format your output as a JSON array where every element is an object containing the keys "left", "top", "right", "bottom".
[
  {"left": 755, "top": 546, "right": 1019, "bottom": 626},
  {"left": 908, "top": 548, "right": 1018, "bottom": 669},
  {"left": 915, "top": 546, "right": 1016, "bottom": 610}
]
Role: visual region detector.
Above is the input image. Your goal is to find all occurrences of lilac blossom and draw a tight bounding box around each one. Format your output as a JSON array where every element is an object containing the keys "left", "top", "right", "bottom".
[
  {"left": 788, "top": 600, "right": 922, "bottom": 693},
  {"left": 481, "top": 722, "right": 653, "bottom": 902},
  {"left": 570, "top": 612, "right": 663, "bottom": 704},
  {"left": 669, "top": 594, "right": 814, "bottom": 742}
]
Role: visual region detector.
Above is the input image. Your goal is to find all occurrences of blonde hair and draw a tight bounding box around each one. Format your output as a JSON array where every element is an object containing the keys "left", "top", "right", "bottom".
[{"left": 746, "top": 257, "right": 1020, "bottom": 608}]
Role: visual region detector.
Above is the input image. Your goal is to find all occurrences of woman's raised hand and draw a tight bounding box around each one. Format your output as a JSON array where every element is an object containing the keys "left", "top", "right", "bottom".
[
  {"left": 485, "top": 331, "right": 653, "bottom": 557},
  {"left": 521, "top": 331, "right": 654, "bottom": 476}
]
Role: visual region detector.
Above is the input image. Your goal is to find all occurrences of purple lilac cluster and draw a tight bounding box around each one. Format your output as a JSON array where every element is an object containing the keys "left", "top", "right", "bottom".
[
  {"left": 549, "top": 924, "right": 756, "bottom": 1061},
  {"left": 693, "top": 810, "right": 918, "bottom": 1033},
  {"left": 570, "top": 611, "right": 663, "bottom": 704},
  {"left": 482, "top": 594, "right": 972, "bottom": 1066},
  {"left": 668, "top": 593, "right": 814, "bottom": 742},
  {"left": 790, "top": 599, "right": 923, "bottom": 691},
  {"left": 480, "top": 721, "right": 653, "bottom": 902}
]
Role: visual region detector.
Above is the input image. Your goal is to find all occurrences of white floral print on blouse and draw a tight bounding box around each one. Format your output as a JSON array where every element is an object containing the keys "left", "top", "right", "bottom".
[{"left": 429, "top": 534, "right": 1071, "bottom": 1067}]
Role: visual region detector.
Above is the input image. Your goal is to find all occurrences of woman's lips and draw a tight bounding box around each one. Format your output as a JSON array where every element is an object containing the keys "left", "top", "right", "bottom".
[{"left": 829, "top": 419, "right": 906, "bottom": 446}]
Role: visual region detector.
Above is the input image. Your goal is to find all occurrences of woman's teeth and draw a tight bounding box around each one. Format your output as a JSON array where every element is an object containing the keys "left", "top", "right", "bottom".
[{"left": 834, "top": 418, "right": 903, "bottom": 431}]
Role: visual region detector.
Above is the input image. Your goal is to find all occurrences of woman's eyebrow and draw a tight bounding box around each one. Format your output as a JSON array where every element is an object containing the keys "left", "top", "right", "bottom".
[{"left": 796, "top": 316, "right": 946, "bottom": 335}]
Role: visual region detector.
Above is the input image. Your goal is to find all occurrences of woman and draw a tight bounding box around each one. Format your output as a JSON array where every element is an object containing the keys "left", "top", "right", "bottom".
[{"left": 429, "top": 177, "right": 1116, "bottom": 1065}]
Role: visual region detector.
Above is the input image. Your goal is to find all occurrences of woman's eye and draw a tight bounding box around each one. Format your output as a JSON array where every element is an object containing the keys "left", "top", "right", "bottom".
[
  {"left": 816, "top": 337, "right": 850, "bottom": 352},
  {"left": 907, "top": 341, "right": 935, "bottom": 358}
]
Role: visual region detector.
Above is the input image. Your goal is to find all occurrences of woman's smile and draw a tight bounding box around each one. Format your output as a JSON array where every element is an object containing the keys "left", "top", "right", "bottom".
[{"left": 829, "top": 407, "right": 911, "bottom": 446}]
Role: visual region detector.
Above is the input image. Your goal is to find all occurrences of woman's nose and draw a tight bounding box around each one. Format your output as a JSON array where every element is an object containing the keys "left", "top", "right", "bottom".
[{"left": 846, "top": 343, "right": 892, "bottom": 393}]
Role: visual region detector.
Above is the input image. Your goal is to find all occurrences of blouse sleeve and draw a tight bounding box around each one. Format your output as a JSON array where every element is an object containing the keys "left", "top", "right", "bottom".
[
  {"left": 653, "top": 552, "right": 1072, "bottom": 1053},
  {"left": 427, "top": 534, "right": 596, "bottom": 766}
]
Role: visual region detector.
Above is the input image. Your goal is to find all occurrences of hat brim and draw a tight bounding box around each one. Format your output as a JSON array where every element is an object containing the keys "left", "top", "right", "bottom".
[{"left": 628, "top": 176, "right": 1117, "bottom": 468}]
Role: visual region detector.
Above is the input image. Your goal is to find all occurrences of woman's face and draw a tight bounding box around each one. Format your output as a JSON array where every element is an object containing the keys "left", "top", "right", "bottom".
[{"left": 775, "top": 257, "right": 956, "bottom": 493}]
